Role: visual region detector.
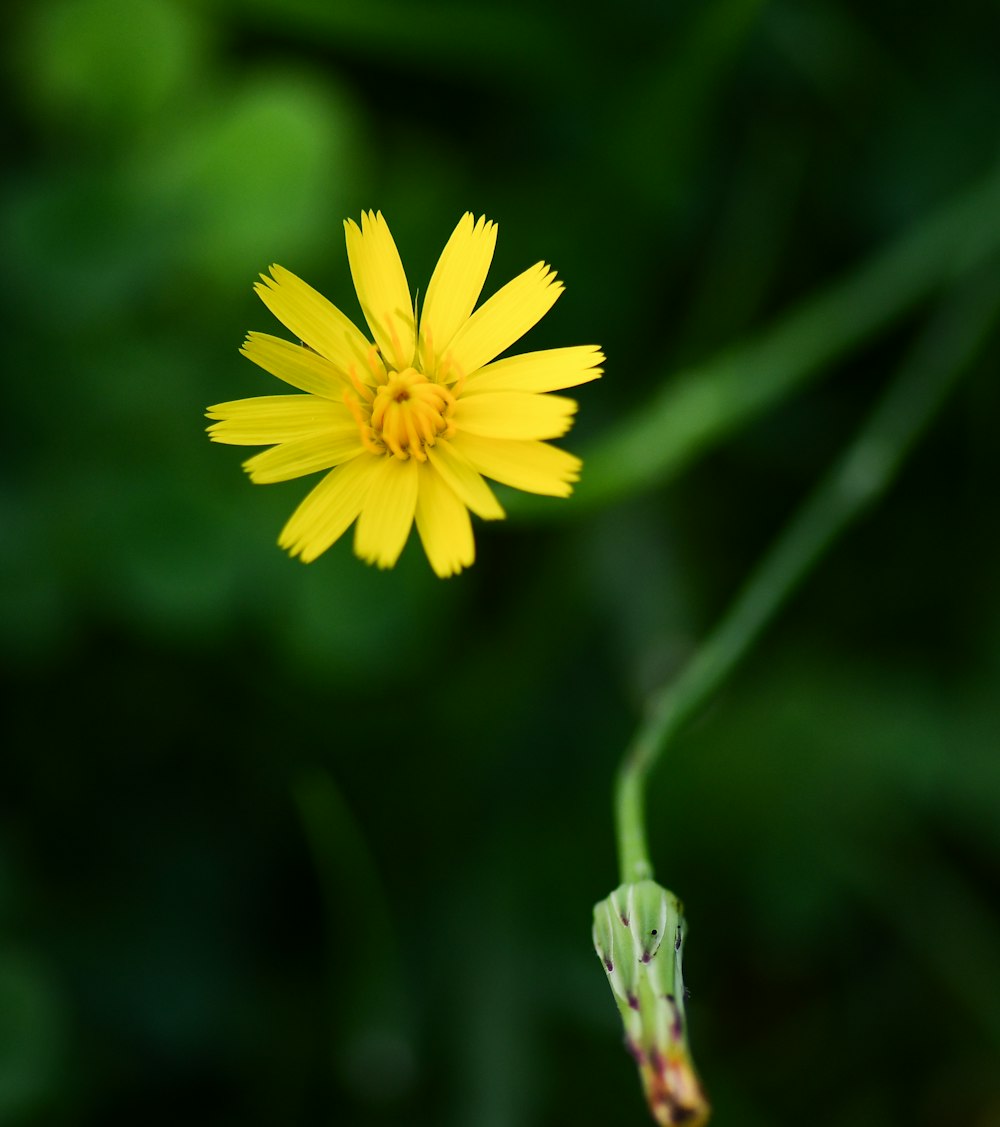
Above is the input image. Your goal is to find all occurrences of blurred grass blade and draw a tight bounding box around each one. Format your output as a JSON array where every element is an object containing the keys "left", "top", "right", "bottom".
[
  {"left": 293, "top": 769, "right": 405, "bottom": 1022},
  {"left": 518, "top": 166, "right": 1000, "bottom": 518},
  {"left": 238, "top": 0, "right": 559, "bottom": 80},
  {"left": 611, "top": 0, "right": 768, "bottom": 210},
  {"left": 834, "top": 832, "right": 1000, "bottom": 1050}
]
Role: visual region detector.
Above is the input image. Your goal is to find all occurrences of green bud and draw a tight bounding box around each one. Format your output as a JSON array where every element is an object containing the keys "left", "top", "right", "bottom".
[{"left": 593, "top": 881, "right": 710, "bottom": 1126}]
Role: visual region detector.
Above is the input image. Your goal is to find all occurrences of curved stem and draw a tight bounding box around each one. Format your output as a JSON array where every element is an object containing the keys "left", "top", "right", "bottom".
[{"left": 614, "top": 266, "right": 1000, "bottom": 886}]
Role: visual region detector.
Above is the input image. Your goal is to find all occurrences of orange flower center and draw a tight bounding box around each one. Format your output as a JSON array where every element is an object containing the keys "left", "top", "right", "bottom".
[{"left": 367, "top": 368, "right": 455, "bottom": 461}]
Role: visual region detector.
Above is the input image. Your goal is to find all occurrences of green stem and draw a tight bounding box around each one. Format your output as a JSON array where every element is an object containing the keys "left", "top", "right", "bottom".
[{"left": 615, "top": 266, "right": 1000, "bottom": 886}]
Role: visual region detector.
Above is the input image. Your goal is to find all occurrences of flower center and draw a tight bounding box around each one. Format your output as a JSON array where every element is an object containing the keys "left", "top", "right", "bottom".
[{"left": 368, "top": 368, "right": 455, "bottom": 461}]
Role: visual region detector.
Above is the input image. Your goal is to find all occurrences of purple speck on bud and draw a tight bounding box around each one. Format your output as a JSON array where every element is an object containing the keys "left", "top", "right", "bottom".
[
  {"left": 666, "top": 995, "right": 684, "bottom": 1041},
  {"left": 627, "top": 992, "right": 640, "bottom": 1011}
]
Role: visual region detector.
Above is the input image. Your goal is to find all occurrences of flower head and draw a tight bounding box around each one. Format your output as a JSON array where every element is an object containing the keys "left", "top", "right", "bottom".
[{"left": 207, "top": 211, "right": 602, "bottom": 577}]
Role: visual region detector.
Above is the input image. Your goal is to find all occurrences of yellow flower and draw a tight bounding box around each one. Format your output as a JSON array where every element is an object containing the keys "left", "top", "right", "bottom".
[{"left": 207, "top": 211, "right": 603, "bottom": 577}]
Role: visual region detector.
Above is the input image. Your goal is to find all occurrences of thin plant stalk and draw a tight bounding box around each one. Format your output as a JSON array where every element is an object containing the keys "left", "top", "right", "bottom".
[{"left": 616, "top": 266, "right": 1000, "bottom": 884}]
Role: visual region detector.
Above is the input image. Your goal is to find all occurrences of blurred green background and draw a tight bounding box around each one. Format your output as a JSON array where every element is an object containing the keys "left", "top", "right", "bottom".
[{"left": 3, "top": 0, "right": 1000, "bottom": 1124}]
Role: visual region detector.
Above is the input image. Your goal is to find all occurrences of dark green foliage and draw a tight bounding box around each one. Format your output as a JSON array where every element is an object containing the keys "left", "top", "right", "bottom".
[{"left": 2, "top": 1, "right": 999, "bottom": 1124}]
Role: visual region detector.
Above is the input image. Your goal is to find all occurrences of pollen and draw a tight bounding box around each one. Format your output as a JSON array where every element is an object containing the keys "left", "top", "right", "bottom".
[{"left": 368, "top": 368, "right": 456, "bottom": 461}]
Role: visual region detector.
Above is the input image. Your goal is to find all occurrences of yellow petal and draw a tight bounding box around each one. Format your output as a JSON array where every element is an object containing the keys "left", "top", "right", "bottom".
[
  {"left": 279, "top": 454, "right": 380, "bottom": 562},
  {"left": 419, "top": 213, "right": 497, "bottom": 372},
  {"left": 353, "top": 455, "right": 420, "bottom": 569},
  {"left": 464, "top": 345, "right": 604, "bottom": 394},
  {"left": 452, "top": 432, "right": 581, "bottom": 497},
  {"left": 426, "top": 441, "right": 505, "bottom": 520},
  {"left": 254, "top": 267, "right": 377, "bottom": 381},
  {"left": 242, "top": 430, "right": 365, "bottom": 483},
  {"left": 414, "top": 463, "right": 475, "bottom": 578},
  {"left": 344, "top": 211, "right": 416, "bottom": 372},
  {"left": 443, "top": 262, "right": 563, "bottom": 378},
  {"left": 454, "top": 391, "right": 577, "bottom": 441},
  {"left": 206, "top": 394, "right": 351, "bottom": 446},
  {"left": 241, "top": 333, "right": 358, "bottom": 398}
]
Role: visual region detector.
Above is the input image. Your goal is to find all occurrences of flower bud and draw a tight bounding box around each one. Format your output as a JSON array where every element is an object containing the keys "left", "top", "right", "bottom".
[{"left": 592, "top": 880, "right": 710, "bottom": 1126}]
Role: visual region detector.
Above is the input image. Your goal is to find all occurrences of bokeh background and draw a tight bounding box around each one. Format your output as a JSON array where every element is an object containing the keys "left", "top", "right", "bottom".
[{"left": 3, "top": 0, "right": 1000, "bottom": 1124}]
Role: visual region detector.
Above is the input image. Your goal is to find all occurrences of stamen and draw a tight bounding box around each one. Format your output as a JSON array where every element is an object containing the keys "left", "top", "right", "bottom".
[
  {"left": 370, "top": 394, "right": 387, "bottom": 432},
  {"left": 362, "top": 368, "right": 455, "bottom": 463},
  {"left": 349, "top": 368, "right": 375, "bottom": 403},
  {"left": 412, "top": 403, "right": 438, "bottom": 445},
  {"left": 343, "top": 389, "right": 366, "bottom": 428},
  {"left": 343, "top": 389, "right": 383, "bottom": 455},
  {"left": 419, "top": 325, "right": 434, "bottom": 373},
  {"left": 438, "top": 351, "right": 466, "bottom": 395},
  {"left": 385, "top": 427, "right": 407, "bottom": 459},
  {"left": 385, "top": 312, "right": 406, "bottom": 370},
  {"left": 366, "top": 346, "right": 383, "bottom": 383},
  {"left": 404, "top": 414, "right": 427, "bottom": 461}
]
